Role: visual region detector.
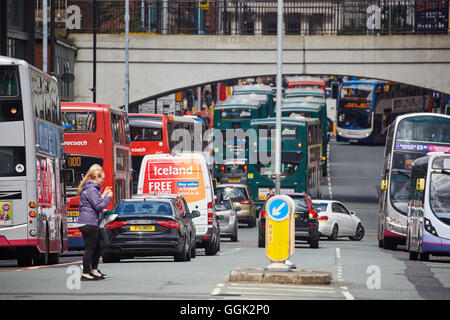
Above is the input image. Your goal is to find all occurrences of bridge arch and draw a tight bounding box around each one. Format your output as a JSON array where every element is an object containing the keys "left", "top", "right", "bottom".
[{"left": 71, "top": 34, "right": 450, "bottom": 108}]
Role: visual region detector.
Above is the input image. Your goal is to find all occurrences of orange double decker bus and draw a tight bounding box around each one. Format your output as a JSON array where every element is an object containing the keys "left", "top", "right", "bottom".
[{"left": 61, "top": 103, "right": 132, "bottom": 249}]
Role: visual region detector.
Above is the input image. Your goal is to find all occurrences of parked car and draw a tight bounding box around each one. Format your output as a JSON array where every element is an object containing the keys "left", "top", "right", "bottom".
[
  {"left": 132, "top": 193, "right": 198, "bottom": 258},
  {"left": 258, "top": 193, "right": 319, "bottom": 248},
  {"left": 216, "top": 198, "right": 239, "bottom": 242},
  {"left": 216, "top": 184, "right": 257, "bottom": 227},
  {"left": 312, "top": 200, "right": 365, "bottom": 241},
  {"left": 102, "top": 197, "right": 200, "bottom": 263},
  {"left": 218, "top": 158, "right": 248, "bottom": 184}
]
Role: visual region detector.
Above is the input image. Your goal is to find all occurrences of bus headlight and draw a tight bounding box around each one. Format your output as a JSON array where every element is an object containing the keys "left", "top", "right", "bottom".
[{"left": 424, "top": 218, "right": 438, "bottom": 237}]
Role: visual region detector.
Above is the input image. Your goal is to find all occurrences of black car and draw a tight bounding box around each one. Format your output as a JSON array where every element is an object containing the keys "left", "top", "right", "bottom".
[
  {"left": 132, "top": 194, "right": 198, "bottom": 258},
  {"left": 102, "top": 197, "right": 200, "bottom": 263},
  {"left": 258, "top": 193, "right": 319, "bottom": 249}
]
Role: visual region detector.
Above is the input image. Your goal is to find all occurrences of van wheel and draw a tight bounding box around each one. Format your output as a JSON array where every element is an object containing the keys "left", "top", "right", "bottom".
[
  {"left": 190, "top": 241, "right": 196, "bottom": 258},
  {"left": 205, "top": 239, "right": 217, "bottom": 256}
]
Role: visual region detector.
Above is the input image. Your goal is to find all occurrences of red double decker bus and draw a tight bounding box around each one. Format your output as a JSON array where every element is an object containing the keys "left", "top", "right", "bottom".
[
  {"left": 128, "top": 113, "right": 173, "bottom": 194},
  {"left": 285, "top": 75, "right": 326, "bottom": 93},
  {"left": 61, "top": 103, "right": 132, "bottom": 249}
]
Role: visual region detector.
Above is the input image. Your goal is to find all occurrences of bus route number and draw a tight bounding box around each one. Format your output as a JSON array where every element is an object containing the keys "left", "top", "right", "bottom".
[{"left": 67, "top": 156, "right": 82, "bottom": 167}]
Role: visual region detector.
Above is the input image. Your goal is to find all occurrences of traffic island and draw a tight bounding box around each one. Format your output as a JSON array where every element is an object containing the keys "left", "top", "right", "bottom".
[{"left": 229, "top": 267, "right": 333, "bottom": 285}]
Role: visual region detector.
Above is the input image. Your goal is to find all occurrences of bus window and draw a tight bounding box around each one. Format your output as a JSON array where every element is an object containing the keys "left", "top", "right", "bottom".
[
  {"left": 0, "top": 146, "right": 26, "bottom": 176},
  {"left": 62, "top": 111, "right": 97, "bottom": 132},
  {"left": 390, "top": 172, "right": 410, "bottom": 215},
  {"left": 131, "top": 127, "right": 162, "bottom": 141}
]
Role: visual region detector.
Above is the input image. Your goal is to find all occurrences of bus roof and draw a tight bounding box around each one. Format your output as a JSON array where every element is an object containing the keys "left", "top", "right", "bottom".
[
  {"left": 283, "top": 98, "right": 325, "bottom": 106},
  {"left": 216, "top": 95, "right": 263, "bottom": 108},
  {"left": 280, "top": 105, "right": 321, "bottom": 113},
  {"left": 128, "top": 116, "right": 162, "bottom": 128},
  {"left": 342, "top": 80, "right": 387, "bottom": 86},
  {"left": 250, "top": 117, "right": 318, "bottom": 127},
  {"left": 233, "top": 84, "right": 272, "bottom": 95},
  {"left": 285, "top": 75, "right": 325, "bottom": 84},
  {"left": 285, "top": 88, "right": 325, "bottom": 96},
  {"left": 61, "top": 102, "right": 115, "bottom": 112}
]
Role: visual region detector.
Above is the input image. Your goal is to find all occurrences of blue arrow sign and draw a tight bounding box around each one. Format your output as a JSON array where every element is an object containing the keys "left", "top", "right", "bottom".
[{"left": 268, "top": 198, "right": 290, "bottom": 221}]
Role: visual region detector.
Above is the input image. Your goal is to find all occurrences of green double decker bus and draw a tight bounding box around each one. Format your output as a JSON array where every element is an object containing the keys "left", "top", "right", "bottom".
[
  {"left": 281, "top": 100, "right": 328, "bottom": 176},
  {"left": 245, "top": 117, "right": 323, "bottom": 212}
]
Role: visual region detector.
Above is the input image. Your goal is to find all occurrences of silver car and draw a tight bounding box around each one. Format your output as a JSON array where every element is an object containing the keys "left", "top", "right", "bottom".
[{"left": 216, "top": 199, "right": 239, "bottom": 242}]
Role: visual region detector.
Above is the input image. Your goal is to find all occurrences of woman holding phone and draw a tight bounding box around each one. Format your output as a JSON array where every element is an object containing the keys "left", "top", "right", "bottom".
[{"left": 77, "top": 165, "right": 113, "bottom": 281}]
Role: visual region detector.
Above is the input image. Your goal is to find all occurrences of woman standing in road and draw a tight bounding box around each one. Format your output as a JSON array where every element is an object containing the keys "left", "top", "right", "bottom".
[{"left": 77, "top": 165, "right": 113, "bottom": 281}]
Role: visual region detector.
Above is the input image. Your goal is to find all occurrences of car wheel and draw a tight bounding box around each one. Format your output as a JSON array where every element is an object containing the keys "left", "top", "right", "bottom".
[
  {"left": 309, "top": 235, "right": 319, "bottom": 249},
  {"left": 350, "top": 223, "right": 365, "bottom": 241},
  {"left": 102, "top": 251, "right": 120, "bottom": 263},
  {"left": 230, "top": 226, "right": 238, "bottom": 242},
  {"left": 329, "top": 224, "right": 338, "bottom": 241},
  {"left": 174, "top": 238, "right": 189, "bottom": 262}
]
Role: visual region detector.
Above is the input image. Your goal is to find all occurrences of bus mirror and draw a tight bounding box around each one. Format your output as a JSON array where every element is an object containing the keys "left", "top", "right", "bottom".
[
  {"left": 381, "top": 180, "right": 388, "bottom": 191},
  {"left": 416, "top": 178, "right": 425, "bottom": 191}
]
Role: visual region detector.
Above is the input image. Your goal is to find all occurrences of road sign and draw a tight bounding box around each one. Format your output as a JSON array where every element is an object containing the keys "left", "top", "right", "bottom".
[{"left": 265, "top": 195, "right": 295, "bottom": 262}]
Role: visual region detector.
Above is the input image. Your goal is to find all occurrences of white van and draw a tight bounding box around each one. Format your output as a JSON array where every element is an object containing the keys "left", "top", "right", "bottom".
[{"left": 137, "top": 153, "right": 220, "bottom": 255}]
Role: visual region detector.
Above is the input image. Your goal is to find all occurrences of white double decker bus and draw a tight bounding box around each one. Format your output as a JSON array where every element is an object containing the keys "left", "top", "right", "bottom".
[
  {"left": 378, "top": 113, "right": 450, "bottom": 250},
  {"left": 0, "top": 56, "right": 67, "bottom": 266},
  {"left": 407, "top": 152, "right": 450, "bottom": 261}
]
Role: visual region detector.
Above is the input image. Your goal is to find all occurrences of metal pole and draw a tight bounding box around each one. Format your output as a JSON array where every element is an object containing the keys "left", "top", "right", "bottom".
[
  {"left": 43, "top": 0, "right": 47, "bottom": 73},
  {"left": 125, "top": 0, "right": 130, "bottom": 114},
  {"left": 274, "top": 0, "right": 283, "bottom": 194},
  {"left": 163, "top": 0, "right": 168, "bottom": 34},
  {"left": 93, "top": 0, "right": 97, "bottom": 102},
  {"left": 50, "top": 0, "right": 55, "bottom": 74}
]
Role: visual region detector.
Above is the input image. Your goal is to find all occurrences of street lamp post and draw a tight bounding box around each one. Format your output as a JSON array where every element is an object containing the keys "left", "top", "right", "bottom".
[
  {"left": 125, "top": 0, "right": 130, "bottom": 114},
  {"left": 274, "top": 0, "right": 283, "bottom": 194}
]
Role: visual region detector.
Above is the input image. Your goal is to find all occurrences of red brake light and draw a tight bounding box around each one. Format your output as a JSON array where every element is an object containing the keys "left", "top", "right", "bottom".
[
  {"left": 106, "top": 221, "right": 127, "bottom": 229},
  {"left": 243, "top": 164, "right": 248, "bottom": 171},
  {"left": 308, "top": 210, "right": 317, "bottom": 219},
  {"left": 239, "top": 199, "right": 250, "bottom": 205},
  {"left": 318, "top": 216, "right": 328, "bottom": 221},
  {"left": 260, "top": 209, "right": 266, "bottom": 219},
  {"left": 157, "top": 221, "right": 179, "bottom": 229},
  {"left": 208, "top": 202, "right": 213, "bottom": 225}
]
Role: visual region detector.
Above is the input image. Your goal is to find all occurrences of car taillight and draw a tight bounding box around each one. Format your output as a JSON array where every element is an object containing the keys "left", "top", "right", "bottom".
[
  {"left": 243, "top": 164, "right": 248, "bottom": 171},
  {"left": 208, "top": 201, "right": 213, "bottom": 225},
  {"left": 318, "top": 216, "right": 328, "bottom": 221},
  {"left": 260, "top": 209, "right": 266, "bottom": 219},
  {"left": 221, "top": 165, "right": 226, "bottom": 173},
  {"left": 239, "top": 199, "right": 250, "bottom": 205},
  {"left": 308, "top": 210, "right": 317, "bottom": 219},
  {"left": 157, "top": 221, "right": 179, "bottom": 229},
  {"left": 106, "top": 221, "right": 127, "bottom": 229}
]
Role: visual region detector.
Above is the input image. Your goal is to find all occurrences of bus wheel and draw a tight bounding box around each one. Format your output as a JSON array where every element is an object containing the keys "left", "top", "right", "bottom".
[
  {"left": 48, "top": 253, "right": 60, "bottom": 265},
  {"left": 409, "top": 251, "right": 418, "bottom": 260},
  {"left": 418, "top": 248, "right": 429, "bottom": 262},
  {"left": 17, "top": 248, "right": 33, "bottom": 267},
  {"left": 383, "top": 237, "right": 397, "bottom": 250},
  {"left": 34, "top": 231, "right": 49, "bottom": 265}
]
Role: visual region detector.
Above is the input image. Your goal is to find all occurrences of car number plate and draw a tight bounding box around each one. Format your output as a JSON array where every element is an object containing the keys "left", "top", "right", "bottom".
[
  {"left": 130, "top": 225, "right": 155, "bottom": 232},
  {"left": 229, "top": 178, "right": 240, "bottom": 182}
]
